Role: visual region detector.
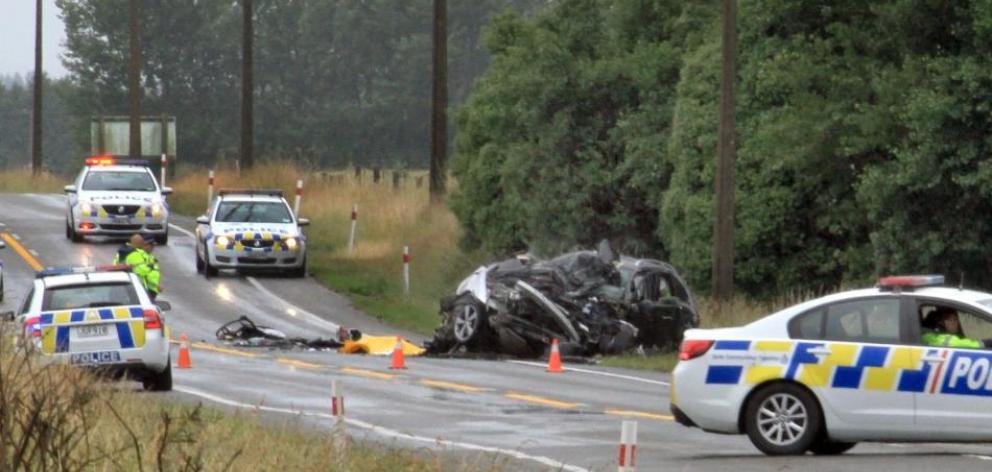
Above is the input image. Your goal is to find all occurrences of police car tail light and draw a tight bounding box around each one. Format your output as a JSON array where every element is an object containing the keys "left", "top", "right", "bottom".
[
  {"left": 678, "top": 339, "right": 714, "bottom": 361},
  {"left": 143, "top": 309, "right": 162, "bottom": 330},
  {"left": 23, "top": 317, "right": 42, "bottom": 338}
]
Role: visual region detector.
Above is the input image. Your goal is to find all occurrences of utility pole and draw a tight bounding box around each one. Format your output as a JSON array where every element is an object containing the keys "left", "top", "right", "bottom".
[
  {"left": 712, "top": 0, "right": 737, "bottom": 301},
  {"left": 429, "top": 0, "right": 448, "bottom": 202},
  {"left": 240, "top": 0, "right": 255, "bottom": 171},
  {"left": 128, "top": 0, "right": 142, "bottom": 159},
  {"left": 31, "top": 0, "right": 42, "bottom": 175}
]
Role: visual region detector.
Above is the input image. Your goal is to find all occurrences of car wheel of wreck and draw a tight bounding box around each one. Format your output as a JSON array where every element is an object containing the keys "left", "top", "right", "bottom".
[{"left": 453, "top": 301, "right": 485, "bottom": 344}]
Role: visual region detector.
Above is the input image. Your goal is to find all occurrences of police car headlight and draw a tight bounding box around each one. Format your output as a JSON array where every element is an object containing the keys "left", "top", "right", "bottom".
[
  {"left": 80, "top": 201, "right": 94, "bottom": 214},
  {"left": 150, "top": 201, "right": 164, "bottom": 214},
  {"left": 216, "top": 235, "right": 230, "bottom": 246},
  {"left": 285, "top": 237, "right": 298, "bottom": 249}
]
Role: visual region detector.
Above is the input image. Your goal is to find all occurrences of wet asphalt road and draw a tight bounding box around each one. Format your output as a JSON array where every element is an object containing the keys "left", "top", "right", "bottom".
[{"left": 2, "top": 192, "right": 992, "bottom": 471}]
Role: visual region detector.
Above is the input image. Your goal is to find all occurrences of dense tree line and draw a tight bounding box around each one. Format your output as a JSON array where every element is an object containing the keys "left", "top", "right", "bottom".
[
  {"left": 452, "top": 0, "right": 992, "bottom": 295},
  {"left": 0, "top": 75, "right": 80, "bottom": 172},
  {"left": 54, "top": 0, "right": 542, "bottom": 170}
]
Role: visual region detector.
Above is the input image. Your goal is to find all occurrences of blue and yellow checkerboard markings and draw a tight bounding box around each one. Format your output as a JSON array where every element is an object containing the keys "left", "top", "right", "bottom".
[
  {"left": 706, "top": 365, "right": 744, "bottom": 384},
  {"left": 39, "top": 307, "right": 146, "bottom": 353}
]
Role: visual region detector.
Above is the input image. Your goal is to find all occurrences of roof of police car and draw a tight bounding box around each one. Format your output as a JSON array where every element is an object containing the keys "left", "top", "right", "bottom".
[
  {"left": 39, "top": 271, "right": 135, "bottom": 288},
  {"left": 219, "top": 194, "right": 286, "bottom": 203}
]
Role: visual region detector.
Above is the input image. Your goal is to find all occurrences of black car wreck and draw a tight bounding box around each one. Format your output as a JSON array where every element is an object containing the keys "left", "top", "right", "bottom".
[{"left": 425, "top": 242, "right": 698, "bottom": 358}]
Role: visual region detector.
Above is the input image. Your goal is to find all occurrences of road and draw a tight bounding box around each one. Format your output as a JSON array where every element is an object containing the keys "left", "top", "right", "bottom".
[{"left": 2, "top": 192, "right": 992, "bottom": 471}]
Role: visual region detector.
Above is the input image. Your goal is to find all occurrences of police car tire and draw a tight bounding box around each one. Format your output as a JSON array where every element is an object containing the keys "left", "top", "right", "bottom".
[
  {"left": 143, "top": 362, "right": 173, "bottom": 392},
  {"left": 204, "top": 256, "right": 218, "bottom": 277},
  {"left": 156, "top": 233, "right": 168, "bottom": 245},
  {"left": 808, "top": 439, "right": 857, "bottom": 455},
  {"left": 744, "top": 383, "right": 822, "bottom": 456},
  {"left": 0, "top": 277, "right": 4, "bottom": 302},
  {"left": 195, "top": 252, "right": 205, "bottom": 273}
]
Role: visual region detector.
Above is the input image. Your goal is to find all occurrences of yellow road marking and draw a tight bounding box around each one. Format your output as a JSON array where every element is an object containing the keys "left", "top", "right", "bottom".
[
  {"left": 505, "top": 392, "right": 578, "bottom": 409},
  {"left": 1, "top": 232, "right": 43, "bottom": 271},
  {"left": 277, "top": 358, "right": 325, "bottom": 370},
  {"left": 188, "top": 341, "right": 259, "bottom": 358},
  {"left": 341, "top": 367, "right": 397, "bottom": 380},
  {"left": 604, "top": 408, "right": 674, "bottom": 421},
  {"left": 420, "top": 379, "right": 487, "bottom": 393}
]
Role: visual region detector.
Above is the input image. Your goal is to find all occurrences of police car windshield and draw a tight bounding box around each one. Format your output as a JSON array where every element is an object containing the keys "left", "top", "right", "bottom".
[
  {"left": 42, "top": 283, "right": 139, "bottom": 311},
  {"left": 83, "top": 171, "right": 157, "bottom": 192},
  {"left": 216, "top": 202, "right": 293, "bottom": 223}
]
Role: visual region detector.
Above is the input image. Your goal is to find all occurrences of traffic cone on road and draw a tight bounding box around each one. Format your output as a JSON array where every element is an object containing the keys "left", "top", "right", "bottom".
[
  {"left": 177, "top": 332, "right": 192, "bottom": 369},
  {"left": 389, "top": 336, "right": 407, "bottom": 370},
  {"left": 547, "top": 338, "right": 563, "bottom": 373}
]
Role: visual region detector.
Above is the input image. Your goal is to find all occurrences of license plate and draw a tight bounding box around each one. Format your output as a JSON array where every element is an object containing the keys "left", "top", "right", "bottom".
[
  {"left": 70, "top": 351, "right": 121, "bottom": 365},
  {"left": 112, "top": 215, "right": 132, "bottom": 222},
  {"left": 76, "top": 325, "right": 109, "bottom": 338}
]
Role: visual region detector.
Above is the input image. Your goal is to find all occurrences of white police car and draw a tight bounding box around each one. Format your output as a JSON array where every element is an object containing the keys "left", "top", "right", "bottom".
[
  {"left": 64, "top": 156, "right": 173, "bottom": 244},
  {"left": 194, "top": 189, "right": 309, "bottom": 277},
  {"left": 2, "top": 265, "right": 173, "bottom": 391},
  {"left": 671, "top": 275, "right": 992, "bottom": 455}
]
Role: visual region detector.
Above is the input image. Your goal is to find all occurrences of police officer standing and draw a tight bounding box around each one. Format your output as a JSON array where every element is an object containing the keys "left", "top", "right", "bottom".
[{"left": 114, "top": 234, "right": 161, "bottom": 301}]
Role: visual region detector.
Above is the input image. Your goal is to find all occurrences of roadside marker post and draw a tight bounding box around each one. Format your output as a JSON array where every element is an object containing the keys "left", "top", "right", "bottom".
[
  {"left": 348, "top": 204, "right": 358, "bottom": 254},
  {"left": 293, "top": 179, "right": 303, "bottom": 216},
  {"left": 618, "top": 420, "right": 638, "bottom": 472},
  {"left": 331, "top": 379, "right": 347, "bottom": 450},
  {"left": 207, "top": 170, "right": 215, "bottom": 209},
  {"left": 403, "top": 246, "right": 411, "bottom": 296},
  {"left": 160, "top": 154, "right": 167, "bottom": 187}
]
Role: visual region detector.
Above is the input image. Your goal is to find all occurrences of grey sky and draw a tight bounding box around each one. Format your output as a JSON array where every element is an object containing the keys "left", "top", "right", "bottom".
[{"left": 0, "top": 0, "right": 69, "bottom": 78}]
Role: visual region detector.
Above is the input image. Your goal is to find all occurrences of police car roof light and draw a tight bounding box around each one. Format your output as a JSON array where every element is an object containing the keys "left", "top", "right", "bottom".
[
  {"left": 877, "top": 274, "right": 945, "bottom": 291},
  {"left": 85, "top": 156, "right": 150, "bottom": 167},
  {"left": 218, "top": 188, "right": 283, "bottom": 197},
  {"left": 35, "top": 264, "right": 131, "bottom": 278}
]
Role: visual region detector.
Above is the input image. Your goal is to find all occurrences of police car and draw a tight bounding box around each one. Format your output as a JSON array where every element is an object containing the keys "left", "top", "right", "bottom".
[
  {"left": 671, "top": 275, "right": 992, "bottom": 455},
  {"left": 2, "top": 265, "right": 173, "bottom": 391},
  {"left": 64, "top": 156, "right": 173, "bottom": 244},
  {"left": 194, "top": 189, "right": 309, "bottom": 277}
]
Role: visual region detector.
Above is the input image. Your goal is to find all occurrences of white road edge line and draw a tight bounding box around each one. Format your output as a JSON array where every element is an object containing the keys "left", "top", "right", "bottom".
[
  {"left": 245, "top": 276, "right": 343, "bottom": 333},
  {"left": 174, "top": 386, "right": 590, "bottom": 472},
  {"left": 507, "top": 360, "right": 670, "bottom": 387},
  {"left": 168, "top": 223, "right": 196, "bottom": 238},
  {"left": 28, "top": 249, "right": 39, "bottom": 257},
  {"left": 12, "top": 234, "right": 21, "bottom": 240}
]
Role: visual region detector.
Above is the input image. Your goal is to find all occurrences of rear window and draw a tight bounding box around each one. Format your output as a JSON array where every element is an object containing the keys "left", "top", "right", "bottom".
[
  {"left": 789, "top": 298, "right": 903, "bottom": 343},
  {"left": 82, "top": 171, "right": 156, "bottom": 192},
  {"left": 42, "top": 283, "right": 139, "bottom": 311}
]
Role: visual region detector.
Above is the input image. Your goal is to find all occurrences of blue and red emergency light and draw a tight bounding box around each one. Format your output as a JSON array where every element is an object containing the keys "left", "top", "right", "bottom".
[
  {"left": 877, "top": 274, "right": 945, "bottom": 291},
  {"left": 36, "top": 264, "right": 132, "bottom": 278}
]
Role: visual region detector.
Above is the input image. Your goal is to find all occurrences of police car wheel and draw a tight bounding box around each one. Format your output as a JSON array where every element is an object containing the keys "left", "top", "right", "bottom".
[
  {"left": 808, "top": 439, "right": 856, "bottom": 455},
  {"left": 195, "top": 252, "right": 205, "bottom": 273},
  {"left": 744, "top": 383, "right": 822, "bottom": 455},
  {"left": 0, "top": 277, "right": 4, "bottom": 302},
  {"left": 204, "top": 254, "right": 218, "bottom": 277},
  {"left": 143, "top": 361, "right": 173, "bottom": 392},
  {"left": 156, "top": 233, "right": 168, "bottom": 245}
]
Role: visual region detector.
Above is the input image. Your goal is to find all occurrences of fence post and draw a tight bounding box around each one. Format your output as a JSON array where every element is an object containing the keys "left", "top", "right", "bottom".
[
  {"left": 293, "top": 179, "right": 303, "bottom": 216},
  {"left": 348, "top": 204, "right": 358, "bottom": 254},
  {"left": 403, "top": 246, "right": 411, "bottom": 295},
  {"left": 160, "top": 153, "right": 167, "bottom": 187},
  {"left": 206, "top": 170, "right": 215, "bottom": 210}
]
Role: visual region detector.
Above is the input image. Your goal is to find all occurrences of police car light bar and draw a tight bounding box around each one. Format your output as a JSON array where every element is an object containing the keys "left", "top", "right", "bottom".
[
  {"left": 877, "top": 274, "right": 945, "bottom": 291},
  {"left": 36, "top": 264, "right": 132, "bottom": 278},
  {"left": 217, "top": 188, "right": 284, "bottom": 197},
  {"left": 85, "top": 156, "right": 150, "bottom": 167}
]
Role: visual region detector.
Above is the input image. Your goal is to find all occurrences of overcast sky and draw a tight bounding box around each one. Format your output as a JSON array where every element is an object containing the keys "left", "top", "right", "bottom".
[{"left": 0, "top": 0, "right": 69, "bottom": 79}]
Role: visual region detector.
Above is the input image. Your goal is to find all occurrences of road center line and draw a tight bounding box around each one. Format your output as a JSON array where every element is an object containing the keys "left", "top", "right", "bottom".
[
  {"left": 506, "top": 360, "right": 670, "bottom": 387},
  {"left": 505, "top": 391, "right": 579, "bottom": 409},
  {"left": 173, "top": 386, "right": 591, "bottom": 472},
  {"left": 420, "top": 379, "right": 487, "bottom": 393},
  {"left": 341, "top": 366, "right": 396, "bottom": 380},
  {"left": 277, "top": 357, "right": 325, "bottom": 370},
  {"left": 605, "top": 408, "right": 673, "bottom": 421},
  {"left": 1, "top": 232, "right": 43, "bottom": 271},
  {"left": 190, "top": 341, "right": 259, "bottom": 358}
]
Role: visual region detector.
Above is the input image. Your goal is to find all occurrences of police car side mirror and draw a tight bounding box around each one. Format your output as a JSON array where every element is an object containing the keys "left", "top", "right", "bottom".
[
  {"left": 64, "top": 185, "right": 77, "bottom": 194},
  {"left": 161, "top": 187, "right": 174, "bottom": 196},
  {"left": 154, "top": 300, "right": 172, "bottom": 312},
  {"left": 297, "top": 218, "right": 310, "bottom": 227},
  {"left": 196, "top": 215, "right": 210, "bottom": 225},
  {"left": 0, "top": 311, "right": 14, "bottom": 322}
]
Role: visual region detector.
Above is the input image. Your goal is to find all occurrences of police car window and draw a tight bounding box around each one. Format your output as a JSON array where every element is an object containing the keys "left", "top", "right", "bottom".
[
  {"left": 83, "top": 171, "right": 156, "bottom": 191},
  {"left": 216, "top": 202, "right": 292, "bottom": 223},
  {"left": 958, "top": 311, "right": 992, "bottom": 341},
  {"left": 823, "top": 299, "right": 901, "bottom": 343},
  {"left": 789, "top": 309, "right": 824, "bottom": 339},
  {"left": 18, "top": 288, "right": 35, "bottom": 315},
  {"left": 42, "top": 283, "right": 138, "bottom": 311}
]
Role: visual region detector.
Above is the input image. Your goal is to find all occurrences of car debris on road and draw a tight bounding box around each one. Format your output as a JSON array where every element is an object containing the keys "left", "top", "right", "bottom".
[
  {"left": 216, "top": 316, "right": 359, "bottom": 350},
  {"left": 425, "top": 241, "right": 698, "bottom": 358}
]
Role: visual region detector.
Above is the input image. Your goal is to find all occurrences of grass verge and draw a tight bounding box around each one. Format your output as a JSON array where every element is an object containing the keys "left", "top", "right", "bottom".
[{"left": 0, "top": 169, "right": 64, "bottom": 193}]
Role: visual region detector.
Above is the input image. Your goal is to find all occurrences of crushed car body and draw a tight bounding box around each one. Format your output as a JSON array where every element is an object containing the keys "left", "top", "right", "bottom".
[{"left": 425, "top": 241, "right": 698, "bottom": 358}]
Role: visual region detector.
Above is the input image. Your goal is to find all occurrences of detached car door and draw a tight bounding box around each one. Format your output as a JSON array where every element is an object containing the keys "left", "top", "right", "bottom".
[{"left": 912, "top": 298, "right": 992, "bottom": 439}]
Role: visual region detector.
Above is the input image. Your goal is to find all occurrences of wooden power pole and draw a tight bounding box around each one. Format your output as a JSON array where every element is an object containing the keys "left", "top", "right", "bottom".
[
  {"left": 128, "top": 0, "right": 142, "bottom": 159},
  {"left": 712, "top": 0, "right": 737, "bottom": 300},
  {"left": 240, "top": 0, "right": 255, "bottom": 171},
  {"left": 31, "top": 0, "right": 42, "bottom": 175},
  {"left": 429, "top": 0, "right": 448, "bottom": 202}
]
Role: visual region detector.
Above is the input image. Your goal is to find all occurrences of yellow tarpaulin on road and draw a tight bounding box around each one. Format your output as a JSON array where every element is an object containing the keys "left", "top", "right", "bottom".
[{"left": 339, "top": 336, "right": 425, "bottom": 356}]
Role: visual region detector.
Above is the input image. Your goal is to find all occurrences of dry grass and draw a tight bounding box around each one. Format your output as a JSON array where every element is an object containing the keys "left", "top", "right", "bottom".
[
  {"left": 0, "top": 169, "right": 65, "bottom": 193},
  {"left": 0, "top": 327, "right": 504, "bottom": 471},
  {"left": 169, "top": 162, "right": 487, "bottom": 334}
]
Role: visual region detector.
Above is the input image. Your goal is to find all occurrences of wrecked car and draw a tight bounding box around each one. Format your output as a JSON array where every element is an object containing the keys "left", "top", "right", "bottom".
[{"left": 425, "top": 242, "right": 698, "bottom": 358}]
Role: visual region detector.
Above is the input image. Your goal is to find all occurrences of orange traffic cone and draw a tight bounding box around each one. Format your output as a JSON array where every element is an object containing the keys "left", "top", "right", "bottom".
[
  {"left": 177, "top": 332, "right": 192, "bottom": 369},
  {"left": 547, "top": 338, "right": 563, "bottom": 373},
  {"left": 389, "top": 336, "right": 407, "bottom": 370}
]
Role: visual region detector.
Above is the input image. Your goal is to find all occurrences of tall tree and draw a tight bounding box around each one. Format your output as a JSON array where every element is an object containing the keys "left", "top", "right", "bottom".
[
  {"left": 430, "top": 0, "right": 448, "bottom": 201},
  {"left": 128, "top": 0, "right": 142, "bottom": 159},
  {"left": 241, "top": 0, "right": 254, "bottom": 171},
  {"left": 31, "top": 0, "right": 42, "bottom": 174},
  {"left": 712, "top": 0, "right": 737, "bottom": 300}
]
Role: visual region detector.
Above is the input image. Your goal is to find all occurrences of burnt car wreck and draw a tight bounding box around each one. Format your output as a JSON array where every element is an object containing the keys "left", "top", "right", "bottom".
[{"left": 425, "top": 242, "right": 698, "bottom": 358}]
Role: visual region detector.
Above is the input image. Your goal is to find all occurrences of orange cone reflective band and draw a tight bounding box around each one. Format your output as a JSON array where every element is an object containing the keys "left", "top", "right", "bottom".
[
  {"left": 177, "top": 332, "right": 192, "bottom": 369},
  {"left": 389, "top": 336, "right": 407, "bottom": 369},
  {"left": 547, "top": 338, "right": 563, "bottom": 373}
]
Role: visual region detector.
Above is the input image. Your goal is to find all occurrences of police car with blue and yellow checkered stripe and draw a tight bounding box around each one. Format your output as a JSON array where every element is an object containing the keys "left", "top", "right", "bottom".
[
  {"left": 671, "top": 275, "right": 992, "bottom": 455},
  {"left": 6, "top": 265, "right": 172, "bottom": 391},
  {"left": 194, "top": 189, "right": 309, "bottom": 277}
]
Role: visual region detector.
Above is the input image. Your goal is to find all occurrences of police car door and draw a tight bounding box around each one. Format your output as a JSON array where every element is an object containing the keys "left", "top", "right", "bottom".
[
  {"left": 912, "top": 299, "right": 992, "bottom": 438},
  {"left": 788, "top": 296, "right": 915, "bottom": 435}
]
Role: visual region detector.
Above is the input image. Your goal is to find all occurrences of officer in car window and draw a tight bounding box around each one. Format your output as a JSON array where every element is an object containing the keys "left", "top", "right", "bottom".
[{"left": 922, "top": 307, "right": 992, "bottom": 348}]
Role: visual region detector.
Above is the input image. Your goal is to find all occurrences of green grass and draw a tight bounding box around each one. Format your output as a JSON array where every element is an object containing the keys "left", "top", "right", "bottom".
[
  {"left": 599, "top": 353, "right": 679, "bottom": 372},
  {"left": 0, "top": 169, "right": 64, "bottom": 193}
]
